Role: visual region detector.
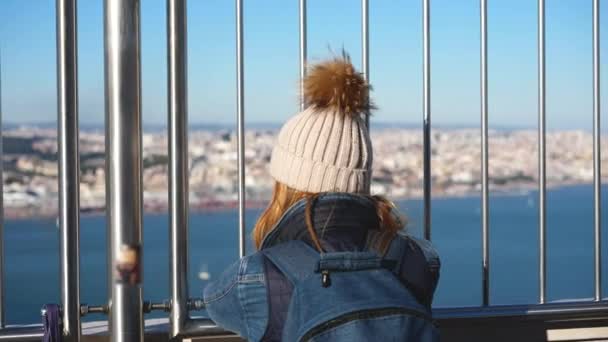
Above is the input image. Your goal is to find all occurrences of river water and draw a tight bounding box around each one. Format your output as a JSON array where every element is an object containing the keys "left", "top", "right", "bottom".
[{"left": 3, "top": 184, "right": 607, "bottom": 324}]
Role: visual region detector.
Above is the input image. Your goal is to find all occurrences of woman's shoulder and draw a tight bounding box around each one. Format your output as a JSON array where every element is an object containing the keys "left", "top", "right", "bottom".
[
  {"left": 203, "top": 252, "right": 266, "bottom": 303},
  {"left": 203, "top": 251, "right": 269, "bottom": 341}
]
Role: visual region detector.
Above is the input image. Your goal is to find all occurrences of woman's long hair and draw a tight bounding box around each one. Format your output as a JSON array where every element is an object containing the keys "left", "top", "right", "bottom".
[{"left": 252, "top": 181, "right": 406, "bottom": 252}]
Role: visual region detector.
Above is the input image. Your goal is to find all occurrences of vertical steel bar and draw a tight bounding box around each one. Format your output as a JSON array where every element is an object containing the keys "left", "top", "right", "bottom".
[
  {"left": 592, "top": 0, "right": 602, "bottom": 302},
  {"left": 538, "top": 0, "right": 547, "bottom": 304},
  {"left": 422, "top": 0, "right": 432, "bottom": 240},
  {"left": 480, "top": 0, "right": 490, "bottom": 307},
  {"left": 299, "top": 0, "right": 307, "bottom": 111},
  {"left": 168, "top": 0, "right": 189, "bottom": 337},
  {"left": 56, "top": 0, "right": 81, "bottom": 340},
  {"left": 236, "top": 0, "right": 246, "bottom": 257},
  {"left": 362, "top": 0, "right": 370, "bottom": 128},
  {"left": 0, "top": 44, "right": 5, "bottom": 330},
  {"left": 104, "top": 0, "right": 144, "bottom": 341}
]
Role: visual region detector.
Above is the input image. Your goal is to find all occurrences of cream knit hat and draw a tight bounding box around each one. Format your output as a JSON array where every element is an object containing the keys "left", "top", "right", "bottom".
[{"left": 269, "top": 54, "right": 373, "bottom": 194}]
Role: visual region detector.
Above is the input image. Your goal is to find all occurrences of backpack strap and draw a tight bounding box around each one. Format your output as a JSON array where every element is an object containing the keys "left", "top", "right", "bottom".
[
  {"left": 383, "top": 234, "right": 408, "bottom": 272},
  {"left": 380, "top": 234, "right": 439, "bottom": 307},
  {"left": 262, "top": 240, "right": 320, "bottom": 285},
  {"left": 365, "top": 231, "right": 412, "bottom": 277}
]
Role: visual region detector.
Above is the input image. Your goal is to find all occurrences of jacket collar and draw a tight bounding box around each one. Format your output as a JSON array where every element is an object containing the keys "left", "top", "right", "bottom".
[{"left": 260, "top": 193, "right": 381, "bottom": 251}]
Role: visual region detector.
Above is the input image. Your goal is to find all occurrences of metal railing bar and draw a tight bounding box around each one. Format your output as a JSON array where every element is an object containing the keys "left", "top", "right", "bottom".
[
  {"left": 180, "top": 318, "right": 234, "bottom": 338},
  {"left": 0, "top": 45, "right": 5, "bottom": 330},
  {"left": 56, "top": 0, "right": 81, "bottom": 340},
  {"left": 433, "top": 300, "right": 608, "bottom": 320},
  {"left": 362, "top": 0, "right": 369, "bottom": 128},
  {"left": 0, "top": 327, "right": 44, "bottom": 341},
  {"left": 3, "top": 300, "right": 608, "bottom": 341},
  {"left": 422, "top": 0, "right": 432, "bottom": 240},
  {"left": 299, "top": 0, "right": 306, "bottom": 111},
  {"left": 236, "top": 0, "right": 246, "bottom": 258},
  {"left": 104, "top": 0, "right": 144, "bottom": 341},
  {"left": 0, "top": 320, "right": 222, "bottom": 341},
  {"left": 592, "top": 0, "right": 602, "bottom": 302},
  {"left": 538, "top": 0, "right": 547, "bottom": 304},
  {"left": 480, "top": 0, "right": 490, "bottom": 307},
  {"left": 167, "top": 0, "right": 189, "bottom": 338}
]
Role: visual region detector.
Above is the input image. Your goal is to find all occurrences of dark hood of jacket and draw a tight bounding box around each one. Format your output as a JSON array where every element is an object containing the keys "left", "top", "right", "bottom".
[{"left": 260, "top": 193, "right": 385, "bottom": 252}]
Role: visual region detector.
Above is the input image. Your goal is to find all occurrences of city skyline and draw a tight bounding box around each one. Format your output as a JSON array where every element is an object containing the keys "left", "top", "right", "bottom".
[{"left": 2, "top": 125, "right": 606, "bottom": 218}]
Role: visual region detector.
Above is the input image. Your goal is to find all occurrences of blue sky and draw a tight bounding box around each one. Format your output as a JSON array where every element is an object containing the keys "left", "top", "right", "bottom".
[{"left": 0, "top": 0, "right": 606, "bottom": 130}]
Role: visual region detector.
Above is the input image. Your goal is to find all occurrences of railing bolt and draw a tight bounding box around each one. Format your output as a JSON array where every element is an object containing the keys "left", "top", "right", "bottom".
[
  {"left": 79, "top": 304, "right": 108, "bottom": 316},
  {"left": 187, "top": 298, "right": 205, "bottom": 311},
  {"left": 143, "top": 300, "right": 171, "bottom": 313}
]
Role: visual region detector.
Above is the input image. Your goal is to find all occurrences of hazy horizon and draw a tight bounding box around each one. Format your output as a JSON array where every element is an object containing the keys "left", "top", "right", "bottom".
[{"left": 2, "top": 119, "right": 604, "bottom": 133}]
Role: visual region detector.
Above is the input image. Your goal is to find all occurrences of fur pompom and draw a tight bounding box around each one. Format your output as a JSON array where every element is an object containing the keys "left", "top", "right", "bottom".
[{"left": 303, "top": 52, "right": 374, "bottom": 116}]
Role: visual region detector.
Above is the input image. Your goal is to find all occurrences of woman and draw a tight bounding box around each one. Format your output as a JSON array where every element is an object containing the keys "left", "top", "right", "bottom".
[{"left": 203, "top": 53, "right": 440, "bottom": 342}]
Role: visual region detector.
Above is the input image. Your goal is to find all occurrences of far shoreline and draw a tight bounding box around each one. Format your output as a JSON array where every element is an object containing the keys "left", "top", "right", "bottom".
[{"left": 4, "top": 181, "right": 606, "bottom": 222}]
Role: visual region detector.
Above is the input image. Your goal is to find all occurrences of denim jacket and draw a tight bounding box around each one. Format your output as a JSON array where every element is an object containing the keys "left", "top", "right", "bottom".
[{"left": 203, "top": 193, "right": 441, "bottom": 341}]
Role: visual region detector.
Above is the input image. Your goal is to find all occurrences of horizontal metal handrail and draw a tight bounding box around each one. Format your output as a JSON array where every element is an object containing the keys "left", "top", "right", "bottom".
[
  {"left": 180, "top": 318, "right": 233, "bottom": 338},
  {"left": 0, "top": 326, "right": 44, "bottom": 341},
  {"left": 434, "top": 301, "right": 608, "bottom": 321},
  {"left": 2, "top": 300, "right": 608, "bottom": 341}
]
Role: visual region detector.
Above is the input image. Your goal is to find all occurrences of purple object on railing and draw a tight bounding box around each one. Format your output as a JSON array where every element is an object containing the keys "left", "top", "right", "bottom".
[{"left": 42, "top": 304, "right": 61, "bottom": 342}]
